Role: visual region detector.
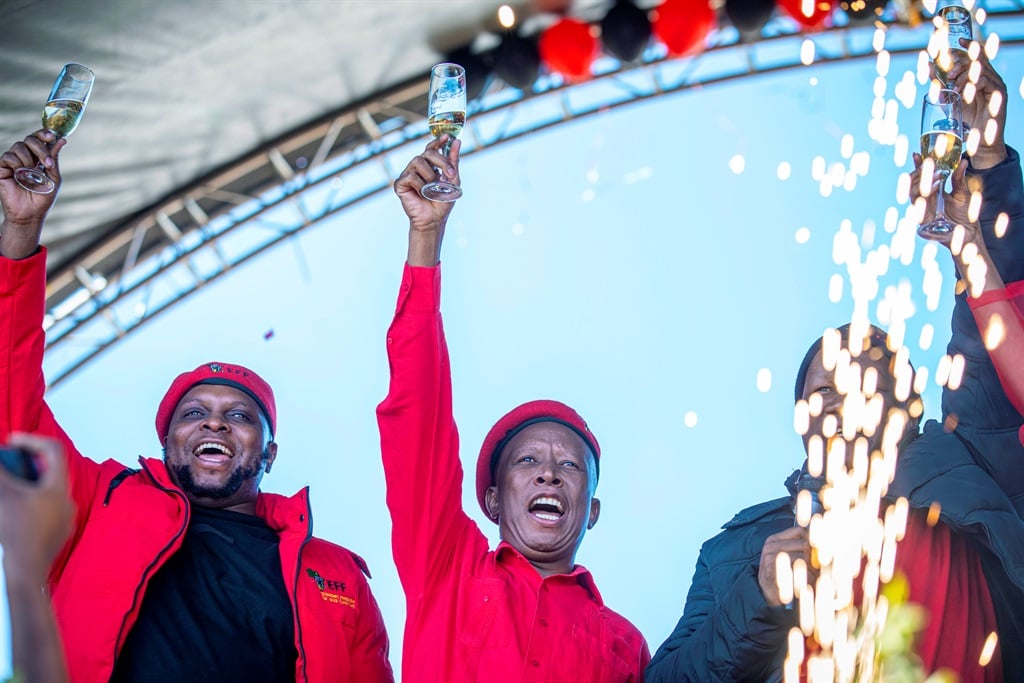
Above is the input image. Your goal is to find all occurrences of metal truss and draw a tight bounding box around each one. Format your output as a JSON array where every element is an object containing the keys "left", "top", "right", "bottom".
[{"left": 42, "top": 2, "right": 1024, "bottom": 388}]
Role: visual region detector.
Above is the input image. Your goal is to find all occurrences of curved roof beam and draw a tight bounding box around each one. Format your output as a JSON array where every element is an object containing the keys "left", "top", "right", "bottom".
[{"left": 41, "top": 7, "right": 1024, "bottom": 388}]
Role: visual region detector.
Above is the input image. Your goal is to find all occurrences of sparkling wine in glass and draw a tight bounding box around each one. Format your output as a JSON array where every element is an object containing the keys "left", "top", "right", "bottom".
[
  {"left": 917, "top": 88, "right": 964, "bottom": 241},
  {"left": 930, "top": 0, "right": 972, "bottom": 87},
  {"left": 420, "top": 63, "right": 466, "bottom": 203},
  {"left": 14, "top": 63, "right": 95, "bottom": 195}
]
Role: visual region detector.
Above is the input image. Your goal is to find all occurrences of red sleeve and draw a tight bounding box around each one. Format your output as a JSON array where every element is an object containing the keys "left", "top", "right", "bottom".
[
  {"left": 968, "top": 280, "right": 1024, "bottom": 425},
  {"left": 0, "top": 249, "right": 102, "bottom": 571},
  {"left": 375, "top": 263, "right": 485, "bottom": 599}
]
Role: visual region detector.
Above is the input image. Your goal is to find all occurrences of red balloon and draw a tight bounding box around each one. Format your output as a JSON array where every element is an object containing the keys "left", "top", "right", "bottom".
[
  {"left": 778, "top": 0, "right": 835, "bottom": 29},
  {"left": 538, "top": 18, "right": 598, "bottom": 80},
  {"left": 652, "top": 0, "right": 716, "bottom": 57}
]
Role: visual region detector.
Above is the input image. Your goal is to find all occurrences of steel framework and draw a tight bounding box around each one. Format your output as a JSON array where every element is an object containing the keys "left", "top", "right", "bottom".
[{"left": 42, "top": 2, "right": 1024, "bottom": 387}]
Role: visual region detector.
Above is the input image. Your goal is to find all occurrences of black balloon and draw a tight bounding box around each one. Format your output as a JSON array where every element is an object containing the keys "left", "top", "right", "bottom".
[
  {"left": 445, "top": 45, "right": 493, "bottom": 101},
  {"left": 600, "top": 0, "right": 652, "bottom": 62},
  {"left": 725, "top": 0, "right": 776, "bottom": 34},
  {"left": 495, "top": 32, "right": 541, "bottom": 91}
]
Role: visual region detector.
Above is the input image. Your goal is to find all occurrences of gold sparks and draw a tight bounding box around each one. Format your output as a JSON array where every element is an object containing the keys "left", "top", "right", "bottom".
[{"left": 979, "top": 631, "right": 999, "bottom": 666}]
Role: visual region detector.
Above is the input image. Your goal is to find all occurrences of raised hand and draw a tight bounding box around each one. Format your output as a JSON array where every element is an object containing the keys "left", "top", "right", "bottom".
[
  {"left": 394, "top": 136, "right": 461, "bottom": 267},
  {"left": 941, "top": 40, "right": 1008, "bottom": 169},
  {"left": 0, "top": 130, "right": 65, "bottom": 259}
]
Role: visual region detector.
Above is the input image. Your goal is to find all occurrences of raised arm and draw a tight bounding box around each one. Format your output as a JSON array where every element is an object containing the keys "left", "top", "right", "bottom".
[
  {"left": 0, "top": 433, "right": 74, "bottom": 683},
  {"left": 911, "top": 50, "right": 1024, "bottom": 439},
  {"left": 1, "top": 130, "right": 68, "bottom": 440},
  {"left": 0, "top": 130, "right": 64, "bottom": 261},
  {"left": 948, "top": 47, "right": 1024, "bottom": 431},
  {"left": 1, "top": 132, "right": 103, "bottom": 570},
  {"left": 375, "top": 138, "right": 482, "bottom": 592}
]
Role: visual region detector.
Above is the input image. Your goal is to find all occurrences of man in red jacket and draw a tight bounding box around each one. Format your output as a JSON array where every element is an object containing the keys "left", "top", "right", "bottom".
[
  {"left": 0, "top": 130, "right": 393, "bottom": 682},
  {"left": 376, "top": 136, "right": 650, "bottom": 682}
]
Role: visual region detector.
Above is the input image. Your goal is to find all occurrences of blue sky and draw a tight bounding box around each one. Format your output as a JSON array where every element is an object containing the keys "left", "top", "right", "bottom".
[{"left": 2, "top": 45, "right": 1023, "bottom": 677}]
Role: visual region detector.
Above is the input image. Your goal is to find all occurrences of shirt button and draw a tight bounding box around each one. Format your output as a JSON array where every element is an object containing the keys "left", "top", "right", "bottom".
[
  {"left": 539, "top": 618, "right": 548, "bottom": 626},
  {"left": 482, "top": 596, "right": 489, "bottom": 603},
  {"left": 386, "top": 337, "right": 393, "bottom": 344},
  {"left": 531, "top": 660, "right": 540, "bottom": 667}
]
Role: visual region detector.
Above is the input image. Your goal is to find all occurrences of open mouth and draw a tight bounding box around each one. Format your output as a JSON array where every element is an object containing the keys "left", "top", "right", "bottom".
[
  {"left": 193, "top": 442, "right": 233, "bottom": 465},
  {"left": 528, "top": 495, "right": 565, "bottom": 522}
]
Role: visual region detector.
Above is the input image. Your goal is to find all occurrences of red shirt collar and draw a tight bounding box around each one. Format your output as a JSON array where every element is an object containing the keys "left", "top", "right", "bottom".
[{"left": 493, "top": 541, "right": 604, "bottom": 605}]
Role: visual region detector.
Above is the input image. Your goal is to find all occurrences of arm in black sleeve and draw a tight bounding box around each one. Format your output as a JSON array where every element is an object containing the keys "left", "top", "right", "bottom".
[{"left": 943, "top": 147, "right": 1024, "bottom": 432}]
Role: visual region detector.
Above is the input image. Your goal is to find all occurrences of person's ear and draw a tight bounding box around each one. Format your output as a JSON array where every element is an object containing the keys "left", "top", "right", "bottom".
[
  {"left": 485, "top": 485, "right": 500, "bottom": 521},
  {"left": 587, "top": 498, "right": 601, "bottom": 530},
  {"left": 263, "top": 441, "right": 278, "bottom": 474}
]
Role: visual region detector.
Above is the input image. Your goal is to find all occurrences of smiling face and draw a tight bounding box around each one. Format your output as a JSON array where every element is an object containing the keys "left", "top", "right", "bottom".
[
  {"left": 484, "top": 422, "right": 600, "bottom": 577},
  {"left": 163, "top": 383, "right": 277, "bottom": 513},
  {"left": 799, "top": 348, "right": 907, "bottom": 468}
]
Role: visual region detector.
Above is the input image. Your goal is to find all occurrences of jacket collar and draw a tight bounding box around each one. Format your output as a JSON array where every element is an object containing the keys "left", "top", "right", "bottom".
[{"left": 137, "top": 456, "right": 312, "bottom": 534}]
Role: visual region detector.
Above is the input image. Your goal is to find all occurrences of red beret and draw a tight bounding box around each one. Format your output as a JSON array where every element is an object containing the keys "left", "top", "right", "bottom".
[
  {"left": 475, "top": 399, "right": 600, "bottom": 521},
  {"left": 155, "top": 362, "right": 277, "bottom": 441}
]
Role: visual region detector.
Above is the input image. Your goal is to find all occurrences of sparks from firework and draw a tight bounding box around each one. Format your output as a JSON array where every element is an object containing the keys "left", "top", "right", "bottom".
[{"left": 781, "top": 9, "right": 1006, "bottom": 680}]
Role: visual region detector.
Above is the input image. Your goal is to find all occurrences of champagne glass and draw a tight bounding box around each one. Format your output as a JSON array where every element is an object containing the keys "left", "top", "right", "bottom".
[
  {"left": 420, "top": 63, "right": 466, "bottom": 203},
  {"left": 917, "top": 88, "right": 964, "bottom": 241},
  {"left": 930, "top": 0, "right": 972, "bottom": 87},
  {"left": 14, "top": 63, "right": 95, "bottom": 195}
]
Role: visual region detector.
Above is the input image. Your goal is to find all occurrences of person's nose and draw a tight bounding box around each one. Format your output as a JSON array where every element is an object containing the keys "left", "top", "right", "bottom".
[
  {"left": 822, "top": 392, "right": 844, "bottom": 415},
  {"left": 201, "top": 412, "right": 229, "bottom": 432},
  {"left": 534, "top": 460, "right": 562, "bottom": 487}
]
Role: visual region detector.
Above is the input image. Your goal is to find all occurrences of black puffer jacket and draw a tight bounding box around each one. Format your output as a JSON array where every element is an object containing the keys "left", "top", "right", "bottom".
[{"left": 647, "top": 150, "right": 1024, "bottom": 682}]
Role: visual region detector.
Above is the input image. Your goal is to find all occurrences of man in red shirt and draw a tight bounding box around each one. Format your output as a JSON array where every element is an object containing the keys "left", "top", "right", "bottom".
[{"left": 377, "top": 137, "right": 650, "bottom": 682}]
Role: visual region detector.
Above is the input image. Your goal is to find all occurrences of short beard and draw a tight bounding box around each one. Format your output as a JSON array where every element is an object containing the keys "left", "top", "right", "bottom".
[{"left": 169, "top": 456, "right": 264, "bottom": 502}]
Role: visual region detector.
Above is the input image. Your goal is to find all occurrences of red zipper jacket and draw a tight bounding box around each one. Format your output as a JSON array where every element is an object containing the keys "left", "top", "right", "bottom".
[{"left": 0, "top": 249, "right": 394, "bottom": 683}]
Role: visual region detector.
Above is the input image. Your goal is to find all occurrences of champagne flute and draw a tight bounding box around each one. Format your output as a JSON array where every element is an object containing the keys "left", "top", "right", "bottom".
[
  {"left": 917, "top": 88, "right": 964, "bottom": 241},
  {"left": 930, "top": 0, "right": 972, "bottom": 87},
  {"left": 14, "top": 63, "right": 95, "bottom": 195},
  {"left": 420, "top": 63, "right": 466, "bottom": 203}
]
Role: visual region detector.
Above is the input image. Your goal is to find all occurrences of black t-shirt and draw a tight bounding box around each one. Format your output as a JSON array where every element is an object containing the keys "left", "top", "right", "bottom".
[{"left": 110, "top": 506, "right": 297, "bottom": 683}]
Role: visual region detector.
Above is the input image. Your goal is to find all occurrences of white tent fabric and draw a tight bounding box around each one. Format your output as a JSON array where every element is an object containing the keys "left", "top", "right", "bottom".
[{"left": 0, "top": 0, "right": 533, "bottom": 275}]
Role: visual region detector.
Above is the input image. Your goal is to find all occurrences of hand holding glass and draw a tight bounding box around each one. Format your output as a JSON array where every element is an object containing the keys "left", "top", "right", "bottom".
[
  {"left": 14, "top": 63, "right": 95, "bottom": 195},
  {"left": 931, "top": 0, "right": 972, "bottom": 87},
  {"left": 917, "top": 88, "right": 964, "bottom": 241},
  {"left": 420, "top": 63, "right": 466, "bottom": 202}
]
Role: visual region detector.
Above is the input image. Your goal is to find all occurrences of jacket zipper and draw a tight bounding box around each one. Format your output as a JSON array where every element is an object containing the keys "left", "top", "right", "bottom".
[
  {"left": 292, "top": 494, "right": 314, "bottom": 683},
  {"left": 110, "top": 460, "right": 190, "bottom": 674}
]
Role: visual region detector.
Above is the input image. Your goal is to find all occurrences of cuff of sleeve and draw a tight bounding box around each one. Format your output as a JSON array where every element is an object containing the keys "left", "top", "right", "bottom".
[
  {"left": 967, "top": 146, "right": 1020, "bottom": 176},
  {"left": 400, "top": 262, "right": 441, "bottom": 312},
  {"left": 0, "top": 246, "right": 47, "bottom": 289}
]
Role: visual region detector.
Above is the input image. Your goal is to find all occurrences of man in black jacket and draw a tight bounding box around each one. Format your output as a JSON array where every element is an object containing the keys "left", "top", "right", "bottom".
[{"left": 647, "top": 54, "right": 1024, "bottom": 682}]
